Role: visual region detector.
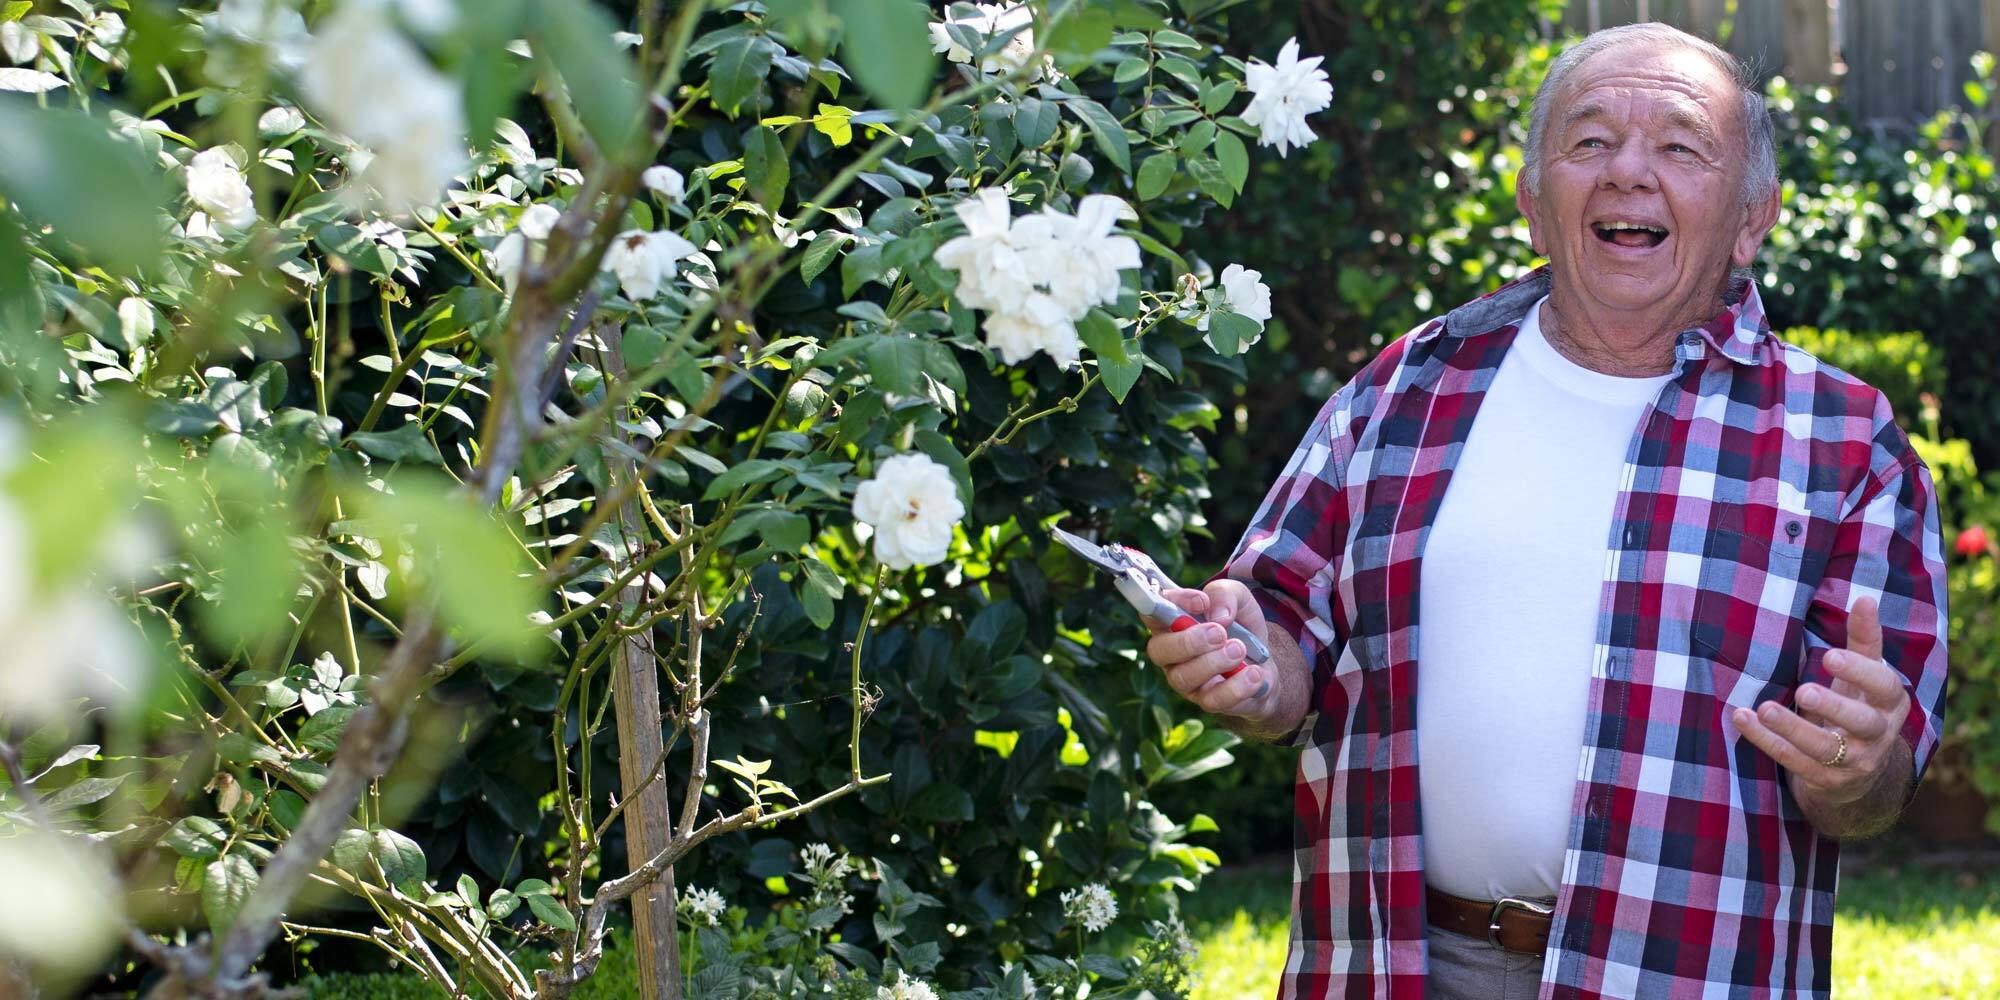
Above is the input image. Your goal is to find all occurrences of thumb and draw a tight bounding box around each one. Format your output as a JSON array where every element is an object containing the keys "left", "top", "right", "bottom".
[{"left": 1846, "top": 596, "right": 1884, "bottom": 663}]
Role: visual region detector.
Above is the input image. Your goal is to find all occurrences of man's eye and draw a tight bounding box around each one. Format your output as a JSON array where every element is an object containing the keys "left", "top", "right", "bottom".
[
  {"left": 1666, "top": 143, "right": 1694, "bottom": 153},
  {"left": 1577, "top": 137, "right": 1607, "bottom": 148}
]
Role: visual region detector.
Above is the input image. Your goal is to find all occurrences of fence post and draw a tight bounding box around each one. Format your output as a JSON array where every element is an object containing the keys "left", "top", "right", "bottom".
[{"left": 1784, "top": 0, "right": 1835, "bottom": 85}]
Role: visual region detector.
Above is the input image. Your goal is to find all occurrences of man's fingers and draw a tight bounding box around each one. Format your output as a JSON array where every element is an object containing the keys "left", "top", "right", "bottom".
[
  {"left": 1732, "top": 705, "right": 1836, "bottom": 775},
  {"left": 1846, "top": 596, "right": 1884, "bottom": 662},
  {"left": 1189, "top": 662, "right": 1269, "bottom": 716},
  {"left": 1795, "top": 684, "right": 1890, "bottom": 742},
  {"left": 1824, "top": 648, "right": 1910, "bottom": 714},
  {"left": 1163, "top": 636, "right": 1248, "bottom": 697},
  {"left": 1146, "top": 621, "right": 1229, "bottom": 667}
]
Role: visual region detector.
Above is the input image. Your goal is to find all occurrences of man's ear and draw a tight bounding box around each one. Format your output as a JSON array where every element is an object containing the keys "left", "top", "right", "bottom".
[
  {"left": 1516, "top": 170, "right": 1547, "bottom": 257},
  {"left": 1733, "top": 184, "right": 1780, "bottom": 268}
]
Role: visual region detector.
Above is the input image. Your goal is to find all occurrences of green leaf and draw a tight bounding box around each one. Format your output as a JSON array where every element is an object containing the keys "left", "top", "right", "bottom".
[
  {"left": 799, "top": 230, "right": 846, "bottom": 284},
  {"left": 298, "top": 705, "right": 356, "bottom": 754},
  {"left": 351, "top": 475, "right": 543, "bottom": 657},
  {"left": 527, "top": 891, "right": 577, "bottom": 931},
  {"left": 0, "top": 100, "right": 167, "bottom": 269},
  {"left": 1012, "top": 97, "right": 1059, "bottom": 148},
  {"left": 163, "top": 817, "right": 228, "bottom": 861},
  {"left": 1186, "top": 154, "right": 1234, "bottom": 208},
  {"left": 799, "top": 559, "right": 842, "bottom": 629},
  {"left": 1201, "top": 79, "right": 1239, "bottom": 115},
  {"left": 838, "top": 0, "right": 934, "bottom": 110},
  {"left": 1134, "top": 152, "right": 1177, "bottom": 201},
  {"left": 533, "top": 0, "right": 643, "bottom": 158},
  {"left": 373, "top": 829, "right": 427, "bottom": 889},
  {"left": 708, "top": 34, "right": 773, "bottom": 115},
  {"left": 1065, "top": 98, "right": 1131, "bottom": 173},
  {"left": 1077, "top": 309, "right": 1124, "bottom": 360},
  {"left": 1097, "top": 342, "right": 1144, "bottom": 403},
  {"left": 1044, "top": 5, "right": 1113, "bottom": 57},
  {"left": 742, "top": 126, "right": 790, "bottom": 210},
  {"left": 202, "top": 855, "right": 259, "bottom": 933},
  {"left": 622, "top": 324, "right": 666, "bottom": 373},
  {"left": 905, "top": 782, "right": 973, "bottom": 822},
  {"left": 0, "top": 209, "right": 45, "bottom": 342},
  {"left": 716, "top": 507, "right": 811, "bottom": 553},
  {"left": 865, "top": 334, "right": 925, "bottom": 395},
  {"left": 1214, "top": 130, "right": 1249, "bottom": 193},
  {"left": 1204, "top": 311, "right": 1260, "bottom": 356},
  {"left": 347, "top": 422, "right": 444, "bottom": 466},
  {"left": 701, "top": 458, "right": 785, "bottom": 501},
  {"left": 1, "top": 3, "right": 32, "bottom": 22}
]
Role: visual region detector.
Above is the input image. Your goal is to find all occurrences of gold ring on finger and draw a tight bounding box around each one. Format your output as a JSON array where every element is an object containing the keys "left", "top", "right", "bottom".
[{"left": 1821, "top": 728, "right": 1847, "bottom": 768}]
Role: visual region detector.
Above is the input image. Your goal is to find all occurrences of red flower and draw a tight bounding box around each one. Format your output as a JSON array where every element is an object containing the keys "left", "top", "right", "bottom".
[{"left": 1956, "top": 525, "right": 1993, "bottom": 559}]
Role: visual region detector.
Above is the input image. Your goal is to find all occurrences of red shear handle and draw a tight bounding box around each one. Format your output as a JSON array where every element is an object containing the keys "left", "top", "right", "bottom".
[{"left": 1168, "top": 615, "right": 1246, "bottom": 679}]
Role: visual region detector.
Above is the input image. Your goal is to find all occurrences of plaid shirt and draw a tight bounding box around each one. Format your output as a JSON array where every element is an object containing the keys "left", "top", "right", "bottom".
[{"left": 1220, "top": 267, "right": 1949, "bottom": 999}]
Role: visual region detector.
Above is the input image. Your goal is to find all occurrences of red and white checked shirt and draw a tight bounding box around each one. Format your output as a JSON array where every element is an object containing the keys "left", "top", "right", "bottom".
[{"left": 1219, "top": 267, "right": 1949, "bottom": 999}]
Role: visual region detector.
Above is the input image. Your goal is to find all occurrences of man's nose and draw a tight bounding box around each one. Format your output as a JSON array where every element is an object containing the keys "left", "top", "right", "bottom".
[{"left": 1599, "top": 139, "right": 1656, "bottom": 191}]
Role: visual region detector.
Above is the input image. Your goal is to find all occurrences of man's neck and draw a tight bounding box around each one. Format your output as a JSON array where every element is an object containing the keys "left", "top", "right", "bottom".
[{"left": 1539, "top": 283, "right": 1729, "bottom": 378}]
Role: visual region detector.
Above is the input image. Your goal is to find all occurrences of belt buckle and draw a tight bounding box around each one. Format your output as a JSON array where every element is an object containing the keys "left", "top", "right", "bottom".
[{"left": 1487, "top": 896, "right": 1554, "bottom": 950}]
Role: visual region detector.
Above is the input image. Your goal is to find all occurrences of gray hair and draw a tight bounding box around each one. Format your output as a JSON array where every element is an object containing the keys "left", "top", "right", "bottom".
[{"left": 1521, "top": 22, "right": 1778, "bottom": 205}]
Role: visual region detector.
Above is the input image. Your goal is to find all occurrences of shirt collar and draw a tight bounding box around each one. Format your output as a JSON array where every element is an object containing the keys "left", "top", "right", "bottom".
[{"left": 1425, "top": 265, "right": 1772, "bottom": 367}]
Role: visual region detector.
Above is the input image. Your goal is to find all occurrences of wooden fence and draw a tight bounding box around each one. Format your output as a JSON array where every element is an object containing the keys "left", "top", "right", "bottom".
[{"left": 1543, "top": 0, "right": 2000, "bottom": 135}]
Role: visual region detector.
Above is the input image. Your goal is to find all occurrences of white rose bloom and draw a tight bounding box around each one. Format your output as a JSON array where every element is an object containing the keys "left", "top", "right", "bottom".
[
  {"left": 297, "top": 2, "right": 467, "bottom": 213},
  {"left": 1198, "top": 263, "right": 1274, "bottom": 355},
  {"left": 491, "top": 233, "right": 526, "bottom": 291},
  {"left": 851, "top": 453, "right": 964, "bottom": 570},
  {"left": 1016, "top": 193, "right": 1139, "bottom": 314},
  {"left": 518, "top": 203, "right": 560, "bottom": 240},
  {"left": 927, "top": 3, "right": 1044, "bottom": 79},
  {"left": 1, "top": 588, "right": 147, "bottom": 723},
  {"left": 206, "top": 0, "right": 310, "bottom": 74},
  {"left": 601, "top": 229, "right": 697, "bottom": 301},
  {"left": 0, "top": 831, "right": 124, "bottom": 979},
  {"left": 641, "top": 165, "right": 685, "bottom": 202},
  {"left": 932, "top": 188, "right": 1035, "bottom": 311},
  {"left": 1240, "top": 37, "right": 1332, "bottom": 158},
  {"left": 982, "top": 292, "right": 1080, "bottom": 369},
  {"left": 185, "top": 148, "right": 258, "bottom": 230},
  {"left": 1060, "top": 882, "right": 1118, "bottom": 933}
]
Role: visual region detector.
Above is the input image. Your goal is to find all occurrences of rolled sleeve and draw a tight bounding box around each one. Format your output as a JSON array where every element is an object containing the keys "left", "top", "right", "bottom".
[
  {"left": 1213, "top": 391, "right": 1353, "bottom": 745},
  {"left": 1800, "top": 445, "right": 1949, "bottom": 794}
]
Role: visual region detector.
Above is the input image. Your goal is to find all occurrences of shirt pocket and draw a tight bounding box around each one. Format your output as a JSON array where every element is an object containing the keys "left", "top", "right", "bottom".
[{"left": 1690, "top": 504, "right": 1811, "bottom": 707}]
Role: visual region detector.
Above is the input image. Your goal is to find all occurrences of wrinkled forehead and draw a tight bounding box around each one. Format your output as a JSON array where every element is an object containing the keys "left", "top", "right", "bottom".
[{"left": 1554, "top": 41, "right": 1742, "bottom": 134}]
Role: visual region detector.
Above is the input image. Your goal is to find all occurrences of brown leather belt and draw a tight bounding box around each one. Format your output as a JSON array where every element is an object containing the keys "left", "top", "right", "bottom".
[{"left": 1425, "top": 887, "right": 1554, "bottom": 957}]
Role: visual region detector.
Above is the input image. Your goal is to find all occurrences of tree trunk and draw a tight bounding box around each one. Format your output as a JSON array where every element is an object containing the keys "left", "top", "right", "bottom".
[{"left": 604, "top": 324, "right": 681, "bottom": 1000}]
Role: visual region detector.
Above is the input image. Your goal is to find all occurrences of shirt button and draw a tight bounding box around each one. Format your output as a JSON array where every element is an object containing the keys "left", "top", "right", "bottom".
[{"left": 1679, "top": 332, "right": 1701, "bottom": 346}]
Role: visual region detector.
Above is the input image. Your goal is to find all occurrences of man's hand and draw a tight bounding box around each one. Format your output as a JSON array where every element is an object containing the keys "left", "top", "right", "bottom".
[
  {"left": 1142, "top": 580, "right": 1304, "bottom": 738},
  {"left": 1731, "top": 597, "right": 1915, "bottom": 838}
]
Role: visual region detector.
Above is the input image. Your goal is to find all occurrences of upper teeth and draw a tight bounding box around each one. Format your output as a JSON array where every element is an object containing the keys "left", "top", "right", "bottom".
[{"left": 1600, "top": 221, "right": 1665, "bottom": 233}]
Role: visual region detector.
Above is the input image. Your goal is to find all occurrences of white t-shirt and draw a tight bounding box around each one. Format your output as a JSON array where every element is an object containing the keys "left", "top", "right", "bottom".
[{"left": 1416, "top": 297, "right": 1673, "bottom": 901}]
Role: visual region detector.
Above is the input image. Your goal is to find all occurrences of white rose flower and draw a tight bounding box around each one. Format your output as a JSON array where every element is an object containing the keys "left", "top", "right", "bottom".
[
  {"left": 518, "top": 203, "right": 560, "bottom": 240},
  {"left": 601, "top": 229, "right": 697, "bottom": 301},
  {"left": 185, "top": 148, "right": 258, "bottom": 230},
  {"left": 0, "top": 831, "right": 124, "bottom": 979},
  {"left": 1016, "top": 193, "right": 1139, "bottom": 315},
  {"left": 296, "top": 2, "right": 467, "bottom": 213},
  {"left": 1240, "top": 37, "right": 1332, "bottom": 158},
  {"left": 932, "top": 187, "right": 1035, "bottom": 311},
  {"left": 851, "top": 453, "right": 964, "bottom": 570},
  {"left": 1060, "top": 882, "right": 1117, "bottom": 933},
  {"left": 491, "top": 233, "right": 526, "bottom": 291},
  {"left": 1198, "top": 263, "right": 1274, "bottom": 356},
  {"left": 981, "top": 292, "right": 1080, "bottom": 369},
  {"left": 205, "top": 0, "right": 311, "bottom": 77},
  {"left": 641, "top": 165, "right": 685, "bottom": 202},
  {"left": 927, "top": 3, "right": 1046, "bottom": 79}
]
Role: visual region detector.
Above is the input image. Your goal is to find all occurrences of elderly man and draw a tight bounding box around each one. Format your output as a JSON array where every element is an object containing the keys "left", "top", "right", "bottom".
[{"left": 1145, "top": 22, "right": 1949, "bottom": 999}]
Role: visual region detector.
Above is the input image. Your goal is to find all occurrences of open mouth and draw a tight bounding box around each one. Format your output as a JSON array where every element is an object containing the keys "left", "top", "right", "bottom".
[{"left": 1592, "top": 220, "right": 1670, "bottom": 249}]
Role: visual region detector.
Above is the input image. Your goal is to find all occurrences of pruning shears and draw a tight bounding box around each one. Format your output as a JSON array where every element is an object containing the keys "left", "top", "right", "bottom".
[{"left": 1050, "top": 525, "right": 1269, "bottom": 678}]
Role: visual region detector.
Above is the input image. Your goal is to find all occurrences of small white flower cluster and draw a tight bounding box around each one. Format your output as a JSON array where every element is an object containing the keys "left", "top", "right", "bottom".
[
  {"left": 679, "top": 885, "right": 726, "bottom": 927},
  {"left": 932, "top": 189, "right": 1142, "bottom": 368},
  {"left": 490, "top": 203, "right": 560, "bottom": 291},
  {"left": 1240, "top": 37, "right": 1333, "bottom": 158},
  {"left": 641, "top": 165, "right": 686, "bottom": 203},
  {"left": 601, "top": 229, "right": 698, "bottom": 302},
  {"left": 851, "top": 453, "right": 965, "bottom": 570},
  {"left": 1060, "top": 882, "right": 1117, "bottom": 933},
  {"left": 800, "top": 842, "right": 856, "bottom": 916},
  {"left": 291, "top": 0, "right": 468, "bottom": 213},
  {"left": 1153, "top": 912, "right": 1198, "bottom": 964},
  {"left": 927, "top": 3, "right": 1053, "bottom": 81},
  {"left": 876, "top": 974, "right": 940, "bottom": 1000}
]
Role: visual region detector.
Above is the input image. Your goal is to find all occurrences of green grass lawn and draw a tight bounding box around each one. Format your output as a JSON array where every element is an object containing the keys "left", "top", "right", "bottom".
[{"left": 1180, "top": 856, "right": 2000, "bottom": 1000}]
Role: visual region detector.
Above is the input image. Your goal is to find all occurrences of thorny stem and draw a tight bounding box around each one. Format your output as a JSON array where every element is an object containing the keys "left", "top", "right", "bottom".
[{"left": 851, "top": 564, "right": 888, "bottom": 782}]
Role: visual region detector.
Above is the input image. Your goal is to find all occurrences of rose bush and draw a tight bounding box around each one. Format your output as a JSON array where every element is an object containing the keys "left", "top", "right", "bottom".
[{"left": 0, "top": 0, "right": 1318, "bottom": 995}]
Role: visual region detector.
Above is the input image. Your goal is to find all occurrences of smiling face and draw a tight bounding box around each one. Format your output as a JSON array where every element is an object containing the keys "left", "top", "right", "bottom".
[{"left": 1518, "top": 43, "right": 1777, "bottom": 327}]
